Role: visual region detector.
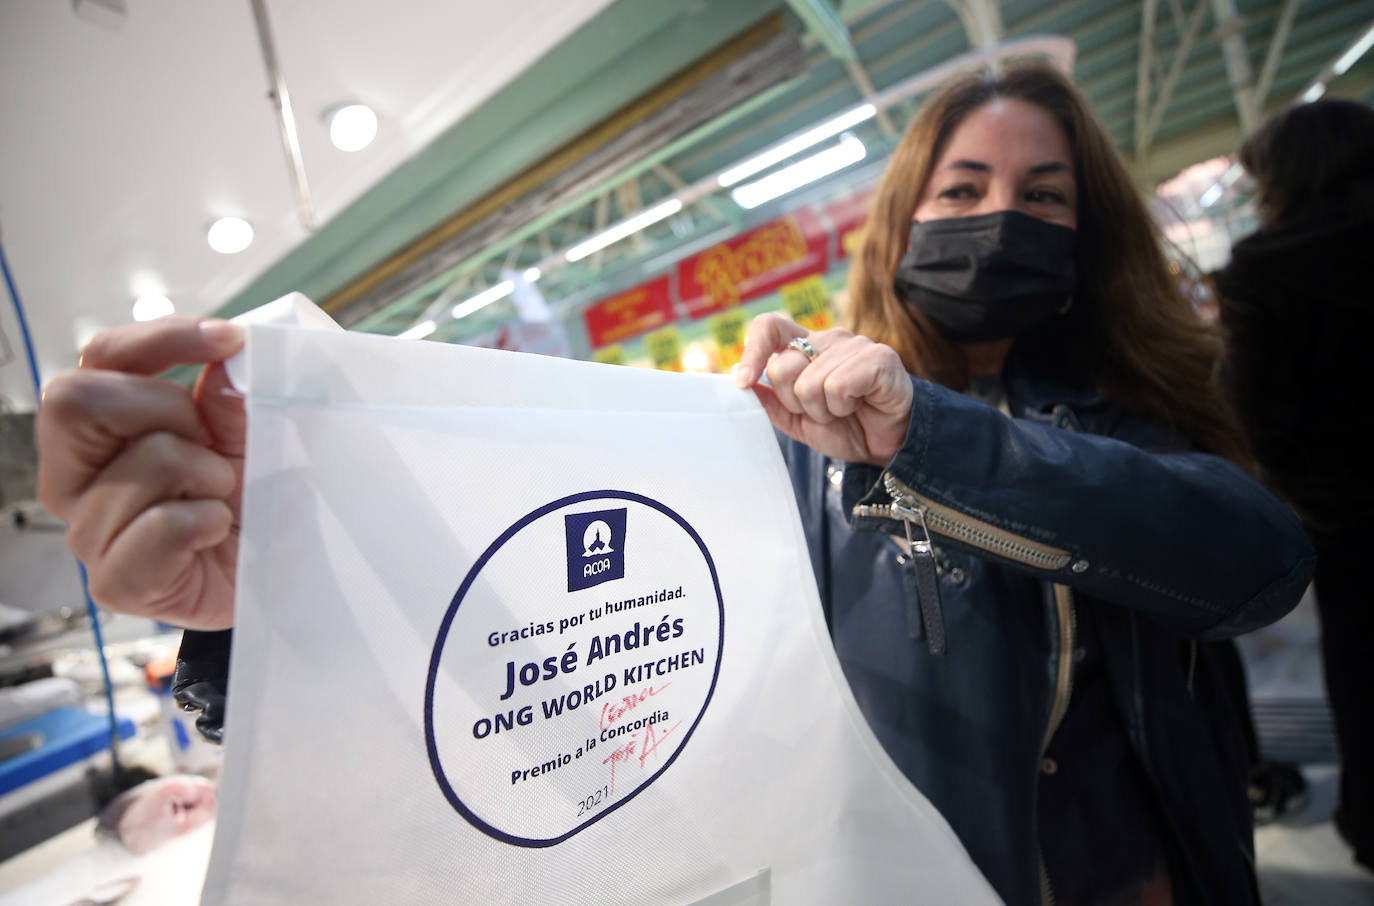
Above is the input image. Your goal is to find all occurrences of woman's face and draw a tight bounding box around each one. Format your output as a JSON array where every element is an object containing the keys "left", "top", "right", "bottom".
[{"left": 912, "top": 98, "right": 1078, "bottom": 229}]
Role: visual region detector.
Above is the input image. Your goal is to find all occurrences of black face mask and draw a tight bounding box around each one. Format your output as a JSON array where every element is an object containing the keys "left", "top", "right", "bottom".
[{"left": 893, "top": 209, "right": 1077, "bottom": 343}]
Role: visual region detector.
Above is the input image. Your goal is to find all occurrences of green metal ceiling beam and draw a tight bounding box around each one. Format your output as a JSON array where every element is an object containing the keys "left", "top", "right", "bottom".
[
  {"left": 1096, "top": 8, "right": 1367, "bottom": 127},
  {"left": 786, "top": 0, "right": 858, "bottom": 60},
  {"left": 212, "top": 0, "right": 786, "bottom": 321},
  {"left": 1102, "top": 32, "right": 1365, "bottom": 147},
  {"left": 352, "top": 74, "right": 795, "bottom": 332}
]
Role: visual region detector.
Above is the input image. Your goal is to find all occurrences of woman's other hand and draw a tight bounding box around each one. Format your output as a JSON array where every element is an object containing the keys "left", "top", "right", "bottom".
[
  {"left": 734, "top": 313, "right": 913, "bottom": 467},
  {"left": 36, "top": 316, "right": 246, "bottom": 630}
]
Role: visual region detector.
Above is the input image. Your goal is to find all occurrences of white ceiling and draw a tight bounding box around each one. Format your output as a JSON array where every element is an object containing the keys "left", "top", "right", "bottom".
[{"left": 0, "top": 0, "right": 615, "bottom": 410}]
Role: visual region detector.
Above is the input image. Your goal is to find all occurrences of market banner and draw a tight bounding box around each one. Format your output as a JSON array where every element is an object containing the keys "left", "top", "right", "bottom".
[
  {"left": 823, "top": 189, "right": 873, "bottom": 260},
  {"left": 203, "top": 297, "right": 998, "bottom": 905},
  {"left": 677, "top": 209, "right": 829, "bottom": 319},
  {"left": 582, "top": 276, "right": 675, "bottom": 348}
]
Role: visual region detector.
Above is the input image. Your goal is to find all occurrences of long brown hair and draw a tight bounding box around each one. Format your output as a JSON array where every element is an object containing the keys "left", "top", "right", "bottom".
[{"left": 846, "top": 61, "right": 1251, "bottom": 464}]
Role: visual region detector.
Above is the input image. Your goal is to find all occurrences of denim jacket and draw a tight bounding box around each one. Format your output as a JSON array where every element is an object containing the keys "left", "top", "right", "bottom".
[{"left": 781, "top": 362, "right": 1315, "bottom": 906}]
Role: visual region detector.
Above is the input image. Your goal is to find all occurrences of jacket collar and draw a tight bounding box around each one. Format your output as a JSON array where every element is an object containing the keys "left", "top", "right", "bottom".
[{"left": 1001, "top": 348, "right": 1105, "bottom": 424}]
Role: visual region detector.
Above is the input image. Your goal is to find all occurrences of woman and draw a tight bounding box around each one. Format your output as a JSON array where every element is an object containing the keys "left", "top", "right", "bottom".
[
  {"left": 732, "top": 63, "right": 1311, "bottom": 905},
  {"left": 38, "top": 64, "right": 1311, "bottom": 905},
  {"left": 1215, "top": 98, "right": 1374, "bottom": 873}
]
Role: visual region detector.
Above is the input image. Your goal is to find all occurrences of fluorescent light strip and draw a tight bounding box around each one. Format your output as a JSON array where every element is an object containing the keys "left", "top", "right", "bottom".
[
  {"left": 1334, "top": 22, "right": 1374, "bottom": 75},
  {"left": 1302, "top": 82, "right": 1326, "bottom": 103},
  {"left": 564, "top": 199, "right": 683, "bottom": 262},
  {"left": 730, "top": 135, "right": 867, "bottom": 210},
  {"left": 397, "top": 319, "right": 437, "bottom": 340},
  {"left": 717, "top": 104, "right": 876, "bottom": 188},
  {"left": 452, "top": 280, "right": 514, "bottom": 319}
]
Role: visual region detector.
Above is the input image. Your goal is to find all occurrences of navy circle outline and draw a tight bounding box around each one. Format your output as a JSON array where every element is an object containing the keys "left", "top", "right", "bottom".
[{"left": 424, "top": 489, "right": 726, "bottom": 848}]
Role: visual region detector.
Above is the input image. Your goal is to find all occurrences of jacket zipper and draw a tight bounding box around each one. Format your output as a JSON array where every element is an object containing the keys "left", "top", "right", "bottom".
[
  {"left": 854, "top": 473, "right": 1074, "bottom": 572},
  {"left": 880, "top": 476, "right": 947, "bottom": 655},
  {"left": 1040, "top": 584, "right": 1077, "bottom": 753},
  {"left": 860, "top": 472, "right": 1078, "bottom": 904}
]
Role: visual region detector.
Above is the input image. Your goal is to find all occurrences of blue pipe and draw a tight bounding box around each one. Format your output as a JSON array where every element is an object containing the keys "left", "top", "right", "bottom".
[{"left": 0, "top": 233, "right": 124, "bottom": 777}]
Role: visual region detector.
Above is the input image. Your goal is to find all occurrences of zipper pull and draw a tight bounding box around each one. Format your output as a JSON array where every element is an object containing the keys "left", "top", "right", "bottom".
[{"left": 890, "top": 490, "right": 946, "bottom": 656}]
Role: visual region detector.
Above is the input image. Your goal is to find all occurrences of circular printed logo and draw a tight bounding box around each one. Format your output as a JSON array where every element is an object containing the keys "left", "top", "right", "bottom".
[{"left": 424, "top": 490, "right": 724, "bottom": 847}]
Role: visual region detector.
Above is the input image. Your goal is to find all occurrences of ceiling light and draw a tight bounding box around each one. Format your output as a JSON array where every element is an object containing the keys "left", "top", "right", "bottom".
[
  {"left": 207, "top": 217, "right": 254, "bottom": 254},
  {"left": 717, "top": 104, "right": 876, "bottom": 188},
  {"left": 730, "top": 135, "right": 867, "bottom": 210},
  {"left": 564, "top": 199, "right": 683, "bottom": 262},
  {"left": 1301, "top": 82, "right": 1326, "bottom": 103},
  {"left": 397, "top": 319, "right": 437, "bottom": 340},
  {"left": 521, "top": 267, "right": 542, "bottom": 282},
  {"left": 328, "top": 104, "right": 378, "bottom": 152},
  {"left": 132, "top": 294, "right": 175, "bottom": 322},
  {"left": 1333, "top": 23, "right": 1374, "bottom": 76},
  {"left": 452, "top": 281, "right": 515, "bottom": 319}
]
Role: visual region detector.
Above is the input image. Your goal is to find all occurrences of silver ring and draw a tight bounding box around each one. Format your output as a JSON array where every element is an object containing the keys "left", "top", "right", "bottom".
[{"left": 787, "top": 336, "right": 818, "bottom": 362}]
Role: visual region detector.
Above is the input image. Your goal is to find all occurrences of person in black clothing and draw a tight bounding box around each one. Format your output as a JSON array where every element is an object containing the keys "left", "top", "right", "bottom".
[{"left": 1215, "top": 97, "right": 1374, "bottom": 872}]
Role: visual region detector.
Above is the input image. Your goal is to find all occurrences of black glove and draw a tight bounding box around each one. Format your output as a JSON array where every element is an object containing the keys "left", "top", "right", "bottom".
[{"left": 171, "top": 629, "right": 232, "bottom": 744}]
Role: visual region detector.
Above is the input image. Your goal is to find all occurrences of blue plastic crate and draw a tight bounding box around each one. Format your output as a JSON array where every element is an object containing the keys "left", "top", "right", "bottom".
[{"left": 0, "top": 706, "right": 137, "bottom": 796}]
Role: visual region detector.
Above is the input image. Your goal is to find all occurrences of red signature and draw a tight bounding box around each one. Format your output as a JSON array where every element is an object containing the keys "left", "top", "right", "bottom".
[
  {"left": 638, "top": 719, "right": 682, "bottom": 770},
  {"left": 599, "top": 682, "right": 671, "bottom": 731},
  {"left": 602, "top": 738, "right": 637, "bottom": 794},
  {"left": 600, "top": 719, "right": 682, "bottom": 793}
]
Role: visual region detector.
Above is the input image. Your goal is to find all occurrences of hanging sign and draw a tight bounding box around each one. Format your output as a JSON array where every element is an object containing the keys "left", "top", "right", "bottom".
[
  {"left": 677, "top": 210, "right": 829, "bottom": 319},
  {"left": 823, "top": 189, "right": 873, "bottom": 260},
  {"left": 583, "top": 276, "right": 675, "bottom": 348}
]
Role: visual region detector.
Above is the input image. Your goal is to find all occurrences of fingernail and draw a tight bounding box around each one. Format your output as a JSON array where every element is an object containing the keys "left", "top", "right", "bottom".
[
  {"left": 199, "top": 319, "right": 244, "bottom": 347},
  {"left": 732, "top": 364, "right": 753, "bottom": 389}
]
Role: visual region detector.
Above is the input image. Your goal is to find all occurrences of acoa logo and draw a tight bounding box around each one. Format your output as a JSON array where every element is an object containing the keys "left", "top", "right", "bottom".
[{"left": 564, "top": 508, "right": 626, "bottom": 592}]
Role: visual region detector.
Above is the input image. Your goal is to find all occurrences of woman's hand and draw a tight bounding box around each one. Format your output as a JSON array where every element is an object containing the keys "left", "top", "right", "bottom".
[
  {"left": 36, "top": 317, "right": 246, "bottom": 630},
  {"left": 733, "top": 313, "right": 913, "bottom": 467}
]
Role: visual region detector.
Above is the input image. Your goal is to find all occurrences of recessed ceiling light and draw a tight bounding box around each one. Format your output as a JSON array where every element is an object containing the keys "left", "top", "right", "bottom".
[
  {"left": 207, "top": 217, "right": 254, "bottom": 254},
  {"left": 132, "top": 294, "right": 175, "bottom": 322},
  {"left": 328, "top": 104, "right": 378, "bottom": 152}
]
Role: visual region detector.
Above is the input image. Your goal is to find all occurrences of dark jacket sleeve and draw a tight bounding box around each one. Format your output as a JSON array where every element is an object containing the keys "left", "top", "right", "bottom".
[{"left": 849, "top": 377, "right": 1315, "bottom": 641}]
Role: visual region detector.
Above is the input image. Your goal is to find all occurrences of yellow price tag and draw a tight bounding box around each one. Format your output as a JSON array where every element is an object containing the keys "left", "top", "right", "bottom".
[
  {"left": 780, "top": 275, "right": 834, "bottom": 331},
  {"left": 710, "top": 310, "right": 748, "bottom": 372},
  {"left": 592, "top": 345, "right": 625, "bottom": 366},
  {"left": 645, "top": 326, "right": 683, "bottom": 372}
]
